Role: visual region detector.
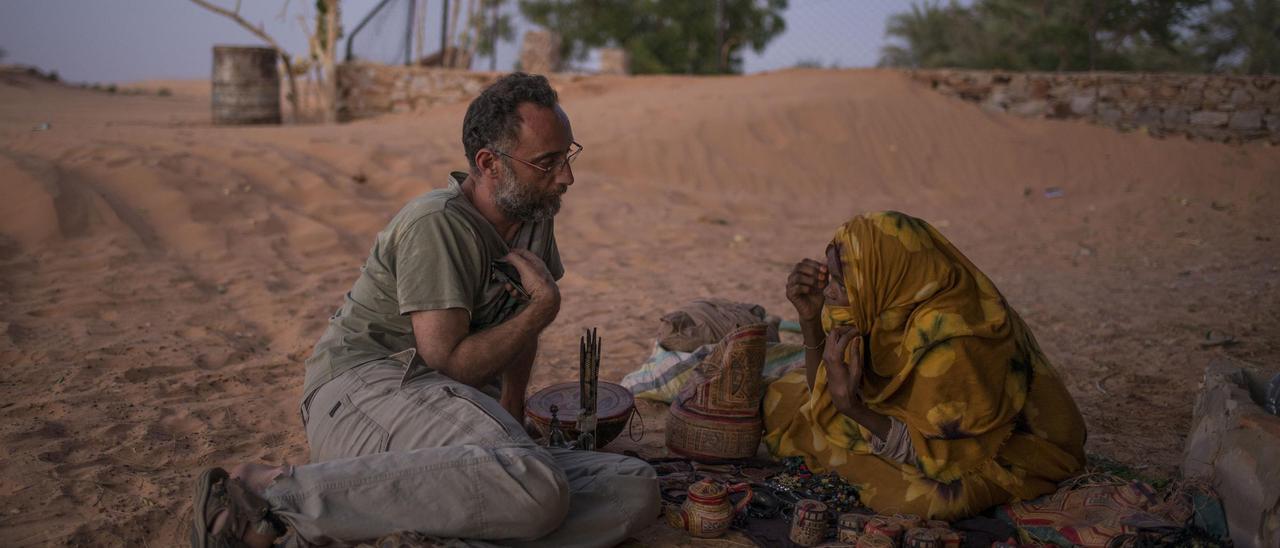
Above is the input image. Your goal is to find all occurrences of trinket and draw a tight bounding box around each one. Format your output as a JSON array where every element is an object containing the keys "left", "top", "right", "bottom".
[
  {"left": 839, "top": 513, "right": 871, "bottom": 543},
  {"left": 666, "top": 478, "right": 753, "bottom": 538},
  {"left": 855, "top": 533, "right": 895, "bottom": 548},
  {"left": 789, "top": 498, "right": 830, "bottom": 546},
  {"left": 865, "top": 516, "right": 904, "bottom": 543}
]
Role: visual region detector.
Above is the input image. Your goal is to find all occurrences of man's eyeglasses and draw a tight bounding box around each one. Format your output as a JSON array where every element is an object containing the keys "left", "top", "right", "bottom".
[{"left": 492, "top": 141, "right": 583, "bottom": 175}]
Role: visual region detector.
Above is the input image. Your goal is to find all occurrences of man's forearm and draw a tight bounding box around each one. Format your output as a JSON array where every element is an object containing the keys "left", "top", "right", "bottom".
[
  {"left": 500, "top": 341, "right": 536, "bottom": 420},
  {"left": 436, "top": 302, "right": 553, "bottom": 388}
]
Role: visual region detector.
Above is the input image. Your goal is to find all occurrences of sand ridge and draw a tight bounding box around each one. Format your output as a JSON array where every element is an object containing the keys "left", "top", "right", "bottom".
[{"left": 0, "top": 68, "right": 1277, "bottom": 545}]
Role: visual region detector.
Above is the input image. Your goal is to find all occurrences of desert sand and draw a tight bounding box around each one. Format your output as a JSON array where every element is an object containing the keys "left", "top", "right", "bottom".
[{"left": 0, "top": 67, "right": 1277, "bottom": 545}]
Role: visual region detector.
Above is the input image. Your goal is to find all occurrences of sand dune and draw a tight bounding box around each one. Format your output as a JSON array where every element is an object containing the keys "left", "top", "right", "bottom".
[{"left": 1, "top": 68, "right": 1277, "bottom": 545}]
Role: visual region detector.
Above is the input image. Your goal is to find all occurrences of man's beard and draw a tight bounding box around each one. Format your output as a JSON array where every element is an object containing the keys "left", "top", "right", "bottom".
[{"left": 493, "top": 164, "right": 563, "bottom": 222}]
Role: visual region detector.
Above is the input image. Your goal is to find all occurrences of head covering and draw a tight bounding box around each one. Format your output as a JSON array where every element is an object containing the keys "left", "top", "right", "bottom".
[{"left": 811, "top": 211, "right": 1040, "bottom": 480}]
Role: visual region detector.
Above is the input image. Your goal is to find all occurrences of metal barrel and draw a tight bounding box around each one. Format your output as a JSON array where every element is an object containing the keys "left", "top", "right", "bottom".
[{"left": 211, "top": 46, "right": 281, "bottom": 125}]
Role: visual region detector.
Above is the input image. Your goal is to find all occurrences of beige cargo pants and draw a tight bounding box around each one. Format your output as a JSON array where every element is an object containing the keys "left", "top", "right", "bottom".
[{"left": 263, "top": 354, "right": 660, "bottom": 546}]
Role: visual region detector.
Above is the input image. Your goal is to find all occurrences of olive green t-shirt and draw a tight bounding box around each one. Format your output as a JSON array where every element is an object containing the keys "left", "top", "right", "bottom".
[{"left": 302, "top": 172, "right": 563, "bottom": 399}]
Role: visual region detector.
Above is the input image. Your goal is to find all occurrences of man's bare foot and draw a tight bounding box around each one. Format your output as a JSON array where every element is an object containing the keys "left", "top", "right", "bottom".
[{"left": 206, "top": 463, "right": 288, "bottom": 548}]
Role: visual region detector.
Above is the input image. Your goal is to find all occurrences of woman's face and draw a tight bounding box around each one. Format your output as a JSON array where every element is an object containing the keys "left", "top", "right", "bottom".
[{"left": 824, "top": 243, "right": 851, "bottom": 306}]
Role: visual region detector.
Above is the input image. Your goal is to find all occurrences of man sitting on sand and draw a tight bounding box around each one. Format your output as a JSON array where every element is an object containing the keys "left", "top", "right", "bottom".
[{"left": 189, "top": 73, "right": 660, "bottom": 547}]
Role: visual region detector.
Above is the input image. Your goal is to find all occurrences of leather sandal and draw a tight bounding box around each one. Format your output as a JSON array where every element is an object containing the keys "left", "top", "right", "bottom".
[{"left": 190, "top": 467, "right": 285, "bottom": 548}]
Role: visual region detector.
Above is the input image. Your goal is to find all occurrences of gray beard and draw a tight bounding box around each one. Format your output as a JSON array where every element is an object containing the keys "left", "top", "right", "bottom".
[{"left": 493, "top": 165, "right": 562, "bottom": 223}]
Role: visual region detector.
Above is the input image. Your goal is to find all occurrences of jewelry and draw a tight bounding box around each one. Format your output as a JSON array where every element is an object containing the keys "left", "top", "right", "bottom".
[{"left": 803, "top": 336, "right": 825, "bottom": 351}]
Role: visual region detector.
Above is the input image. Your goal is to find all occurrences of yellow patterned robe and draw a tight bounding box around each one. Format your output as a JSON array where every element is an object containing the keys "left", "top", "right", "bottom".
[{"left": 763, "top": 212, "right": 1086, "bottom": 520}]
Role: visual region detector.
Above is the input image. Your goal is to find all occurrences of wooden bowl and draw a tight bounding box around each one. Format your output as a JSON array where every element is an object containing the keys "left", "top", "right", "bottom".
[{"left": 525, "top": 381, "right": 635, "bottom": 448}]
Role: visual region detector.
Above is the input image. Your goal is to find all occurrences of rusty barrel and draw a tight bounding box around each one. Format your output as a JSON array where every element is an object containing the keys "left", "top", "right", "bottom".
[{"left": 211, "top": 46, "right": 281, "bottom": 125}]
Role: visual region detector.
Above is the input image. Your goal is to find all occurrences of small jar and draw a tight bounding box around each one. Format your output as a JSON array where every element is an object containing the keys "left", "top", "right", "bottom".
[{"left": 789, "top": 499, "right": 830, "bottom": 547}]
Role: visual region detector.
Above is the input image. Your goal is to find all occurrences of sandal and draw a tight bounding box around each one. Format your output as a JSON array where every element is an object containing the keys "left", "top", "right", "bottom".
[{"left": 190, "top": 467, "right": 285, "bottom": 548}]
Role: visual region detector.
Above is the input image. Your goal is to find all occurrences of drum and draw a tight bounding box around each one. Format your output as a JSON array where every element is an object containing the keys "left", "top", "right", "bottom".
[{"left": 525, "top": 381, "right": 635, "bottom": 448}]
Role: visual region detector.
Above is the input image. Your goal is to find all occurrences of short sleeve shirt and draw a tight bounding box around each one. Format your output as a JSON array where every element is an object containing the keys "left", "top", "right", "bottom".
[{"left": 302, "top": 172, "right": 563, "bottom": 398}]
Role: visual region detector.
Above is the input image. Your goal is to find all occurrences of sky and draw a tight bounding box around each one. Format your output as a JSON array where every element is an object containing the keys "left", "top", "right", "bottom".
[{"left": 0, "top": 0, "right": 922, "bottom": 84}]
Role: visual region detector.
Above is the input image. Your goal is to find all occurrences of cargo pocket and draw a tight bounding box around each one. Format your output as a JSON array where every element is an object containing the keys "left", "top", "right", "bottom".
[
  {"left": 441, "top": 384, "right": 522, "bottom": 444},
  {"left": 308, "top": 392, "right": 391, "bottom": 463}
]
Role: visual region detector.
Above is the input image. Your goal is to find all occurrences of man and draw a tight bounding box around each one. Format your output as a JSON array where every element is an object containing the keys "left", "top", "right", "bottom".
[{"left": 190, "top": 73, "right": 660, "bottom": 547}]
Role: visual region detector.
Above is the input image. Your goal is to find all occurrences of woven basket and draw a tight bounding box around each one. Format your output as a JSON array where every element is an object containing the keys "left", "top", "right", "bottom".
[{"left": 665, "top": 397, "right": 762, "bottom": 461}]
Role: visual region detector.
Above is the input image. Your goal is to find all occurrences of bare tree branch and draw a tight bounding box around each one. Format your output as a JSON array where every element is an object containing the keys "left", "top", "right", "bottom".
[{"left": 188, "top": 0, "right": 302, "bottom": 120}]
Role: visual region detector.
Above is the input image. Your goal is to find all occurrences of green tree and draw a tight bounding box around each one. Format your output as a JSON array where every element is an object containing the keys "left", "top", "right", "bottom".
[
  {"left": 1191, "top": 0, "right": 1280, "bottom": 74},
  {"left": 880, "top": 0, "right": 1207, "bottom": 71},
  {"left": 518, "top": 0, "right": 787, "bottom": 74}
]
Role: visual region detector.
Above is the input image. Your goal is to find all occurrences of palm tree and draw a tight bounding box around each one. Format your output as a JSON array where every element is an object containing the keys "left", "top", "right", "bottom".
[{"left": 879, "top": 1, "right": 974, "bottom": 68}]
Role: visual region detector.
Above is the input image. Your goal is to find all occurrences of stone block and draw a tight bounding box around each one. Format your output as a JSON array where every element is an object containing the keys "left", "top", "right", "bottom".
[
  {"left": 1265, "top": 113, "right": 1280, "bottom": 131},
  {"left": 1162, "top": 107, "right": 1189, "bottom": 128},
  {"left": 1097, "top": 107, "right": 1123, "bottom": 126},
  {"left": 519, "top": 29, "right": 562, "bottom": 75},
  {"left": 1194, "top": 127, "right": 1240, "bottom": 142},
  {"left": 598, "top": 48, "right": 630, "bottom": 75},
  {"left": 1027, "top": 77, "right": 1051, "bottom": 99},
  {"left": 980, "top": 90, "right": 1010, "bottom": 112},
  {"left": 1190, "top": 110, "right": 1230, "bottom": 127},
  {"left": 1099, "top": 83, "right": 1123, "bottom": 100},
  {"left": 1123, "top": 84, "right": 1150, "bottom": 99},
  {"left": 1230, "top": 110, "right": 1264, "bottom": 131},
  {"left": 1230, "top": 87, "right": 1254, "bottom": 105},
  {"left": 1009, "top": 99, "right": 1048, "bottom": 117},
  {"left": 1069, "top": 94, "right": 1096, "bottom": 116},
  {"left": 1134, "top": 106, "right": 1162, "bottom": 128},
  {"left": 1182, "top": 359, "right": 1280, "bottom": 548}
]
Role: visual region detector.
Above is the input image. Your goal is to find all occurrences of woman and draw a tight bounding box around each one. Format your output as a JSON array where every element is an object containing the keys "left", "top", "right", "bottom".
[{"left": 765, "top": 211, "right": 1086, "bottom": 520}]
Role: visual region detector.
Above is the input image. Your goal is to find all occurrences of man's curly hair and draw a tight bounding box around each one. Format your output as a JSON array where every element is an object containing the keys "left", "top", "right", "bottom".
[{"left": 462, "top": 73, "right": 559, "bottom": 170}]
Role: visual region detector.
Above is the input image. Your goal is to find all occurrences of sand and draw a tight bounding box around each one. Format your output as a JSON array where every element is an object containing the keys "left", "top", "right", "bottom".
[{"left": 0, "top": 67, "right": 1277, "bottom": 545}]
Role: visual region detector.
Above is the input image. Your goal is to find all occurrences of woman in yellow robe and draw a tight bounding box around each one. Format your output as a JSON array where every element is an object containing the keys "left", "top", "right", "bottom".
[{"left": 766, "top": 211, "right": 1086, "bottom": 520}]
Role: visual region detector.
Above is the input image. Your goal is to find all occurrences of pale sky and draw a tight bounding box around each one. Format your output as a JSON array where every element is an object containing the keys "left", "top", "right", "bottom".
[{"left": 0, "top": 0, "right": 922, "bottom": 84}]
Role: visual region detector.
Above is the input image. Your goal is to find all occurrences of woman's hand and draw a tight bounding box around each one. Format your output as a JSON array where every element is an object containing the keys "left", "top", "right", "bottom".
[
  {"left": 786, "top": 258, "right": 829, "bottom": 322},
  {"left": 822, "top": 325, "right": 865, "bottom": 413}
]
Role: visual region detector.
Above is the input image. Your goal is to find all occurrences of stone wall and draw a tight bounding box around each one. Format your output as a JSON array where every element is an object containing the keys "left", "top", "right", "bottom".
[
  {"left": 337, "top": 63, "right": 501, "bottom": 119},
  {"left": 911, "top": 69, "right": 1280, "bottom": 143},
  {"left": 337, "top": 62, "right": 583, "bottom": 120}
]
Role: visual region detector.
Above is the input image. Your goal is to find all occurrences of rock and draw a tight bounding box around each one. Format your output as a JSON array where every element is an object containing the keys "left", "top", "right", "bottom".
[
  {"left": 1190, "top": 111, "right": 1230, "bottom": 127},
  {"left": 1204, "top": 87, "right": 1229, "bottom": 104},
  {"left": 1009, "top": 99, "right": 1048, "bottom": 117},
  {"left": 1027, "top": 78, "right": 1051, "bottom": 99},
  {"left": 1098, "top": 83, "right": 1123, "bottom": 100},
  {"left": 598, "top": 48, "right": 629, "bottom": 75},
  {"left": 1134, "top": 106, "right": 1162, "bottom": 128},
  {"left": 519, "top": 29, "right": 562, "bottom": 75},
  {"left": 1230, "top": 110, "right": 1264, "bottom": 131},
  {"left": 1097, "top": 107, "right": 1123, "bottom": 126},
  {"left": 1162, "top": 107, "right": 1189, "bottom": 128},
  {"left": 1179, "top": 86, "right": 1204, "bottom": 106},
  {"left": 1123, "top": 84, "right": 1150, "bottom": 99},
  {"left": 1230, "top": 87, "right": 1253, "bottom": 105},
  {"left": 1265, "top": 113, "right": 1280, "bottom": 131},
  {"left": 1182, "top": 359, "right": 1280, "bottom": 548},
  {"left": 980, "top": 90, "right": 1010, "bottom": 113},
  {"left": 1069, "top": 94, "right": 1096, "bottom": 116}
]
